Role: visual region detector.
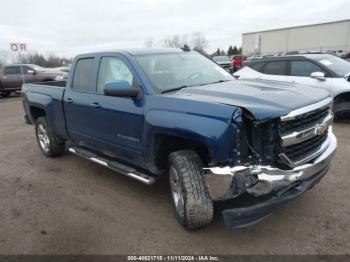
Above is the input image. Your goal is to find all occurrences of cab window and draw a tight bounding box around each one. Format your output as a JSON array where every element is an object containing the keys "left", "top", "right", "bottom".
[
  {"left": 23, "top": 66, "right": 34, "bottom": 74},
  {"left": 72, "top": 58, "right": 96, "bottom": 92},
  {"left": 263, "top": 61, "right": 287, "bottom": 75},
  {"left": 4, "top": 66, "right": 21, "bottom": 75},
  {"left": 291, "top": 61, "right": 325, "bottom": 77},
  {"left": 97, "top": 57, "right": 134, "bottom": 94},
  {"left": 250, "top": 62, "right": 265, "bottom": 73}
]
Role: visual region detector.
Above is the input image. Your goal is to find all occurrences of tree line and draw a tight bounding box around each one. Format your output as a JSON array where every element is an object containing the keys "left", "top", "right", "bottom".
[
  {"left": 145, "top": 32, "right": 241, "bottom": 57},
  {"left": 0, "top": 51, "right": 71, "bottom": 69},
  {"left": 18, "top": 53, "right": 71, "bottom": 68},
  {"left": 145, "top": 32, "right": 208, "bottom": 56},
  {"left": 213, "top": 46, "right": 242, "bottom": 56}
]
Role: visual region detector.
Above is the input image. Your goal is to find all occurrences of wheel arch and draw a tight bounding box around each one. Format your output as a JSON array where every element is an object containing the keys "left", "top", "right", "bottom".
[
  {"left": 152, "top": 133, "right": 212, "bottom": 172},
  {"left": 333, "top": 91, "right": 350, "bottom": 114},
  {"left": 29, "top": 106, "right": 47, "bottom": 122},
  {"left": 334, "top": 91, "right": 350, "bottom": 103}
]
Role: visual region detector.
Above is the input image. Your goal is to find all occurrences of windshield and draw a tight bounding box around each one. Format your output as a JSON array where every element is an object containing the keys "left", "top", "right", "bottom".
[
  {"left": 136, "top": 53, "right": 234, "bottom": 93},
  {"left": 213, "top": 56, "right": 231, "bottom": 62},
  {"left": 315, "top": 55, "right": 350, "bottom": 77}
]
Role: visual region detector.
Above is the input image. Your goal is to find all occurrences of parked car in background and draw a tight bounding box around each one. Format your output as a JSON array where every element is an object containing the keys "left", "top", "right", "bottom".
[
  {"left": 244, "top": 55, "right": 262, "bottom": 65},
  {"left": 212, "top": 56, "right": 233, "bottom": 72},
  {"left": 51, "top": 66, "right": 70, "bottom": 73},
  {"left": 231, "top": 55, "right": 246, "bottom": 71},
  {"left": 341, "top": 52, "right": 350, "bottom": 62},
  {"left": 327, "top": 50, "right": 345, "bottom": 57},
  {"left": 235, "top": 53, "right": 350, "bottom": 119},
  {"left": 22, "top": 48, "right": 336, "bottom": 229},
  {"left": 0, "top": 64, "right": 65, "bottom": 97}
]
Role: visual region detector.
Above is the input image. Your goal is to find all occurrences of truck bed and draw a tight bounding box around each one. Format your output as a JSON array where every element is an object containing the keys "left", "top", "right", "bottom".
[
  {"left": 22, "top": 81, "right": 68, "bottom": 139},
  {"left": 33, "top": 80, "right": 67, "bottom": 87},
  {"left": 23, "top": 81, "right": 66, "bottom": 101}
]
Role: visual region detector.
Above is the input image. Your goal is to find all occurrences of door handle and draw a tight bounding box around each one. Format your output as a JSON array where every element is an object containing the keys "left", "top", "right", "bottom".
[
  {"left": 92, "top": 102, "right": 101, "bottom": 108},
  {"left": 66, "top": 98, "right": 74, "bottom": 104}
]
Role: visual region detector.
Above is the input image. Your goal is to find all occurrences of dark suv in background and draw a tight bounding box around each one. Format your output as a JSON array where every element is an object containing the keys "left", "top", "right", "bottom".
[{"left": 0, "top": 64, "right": 64, "bottom": 97}]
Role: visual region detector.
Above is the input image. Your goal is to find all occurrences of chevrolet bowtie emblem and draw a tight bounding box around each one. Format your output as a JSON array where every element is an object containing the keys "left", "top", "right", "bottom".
[{"left": 315, "top": 123, "right": 329, "bottom": 135}]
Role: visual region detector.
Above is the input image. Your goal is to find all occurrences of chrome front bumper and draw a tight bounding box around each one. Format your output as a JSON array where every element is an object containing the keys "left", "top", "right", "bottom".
[{"left": 204, "top": 127, "right": 337, "bottom": 200}]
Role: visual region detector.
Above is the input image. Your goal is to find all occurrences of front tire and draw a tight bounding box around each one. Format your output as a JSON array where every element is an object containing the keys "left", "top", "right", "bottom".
[
  {"left": 168, "top": 150, "right": 214, "bottom": 229},
  {"left": 35, "top": 117, "right": 65, "bottom": 157}
]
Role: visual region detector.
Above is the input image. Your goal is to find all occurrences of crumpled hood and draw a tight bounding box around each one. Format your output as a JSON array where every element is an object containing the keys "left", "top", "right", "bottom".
[{"left": 165, "top": 79, "right": 331, "bottom": 120}]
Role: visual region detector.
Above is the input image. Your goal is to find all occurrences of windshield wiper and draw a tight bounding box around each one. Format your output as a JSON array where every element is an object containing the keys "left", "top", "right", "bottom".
[
  {"left": 198, "top": 79, "right": 231, "bottom": 86},
  {"left": 161, "top": 80, "right": 232, "bottom": 93},
  {"left": 161, "top": 85, "right": 189, "bottom": 93}
]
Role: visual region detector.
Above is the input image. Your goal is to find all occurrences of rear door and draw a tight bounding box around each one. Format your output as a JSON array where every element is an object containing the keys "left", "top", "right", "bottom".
[
  {"left": 63, "top": 57, "right": 98, "bottom": 149},
  {"left": 1, "top": 66, "right": 23, "bottom": 88},
  {"left": 91, "top": 55, "right": 145, "bottom": 165}
]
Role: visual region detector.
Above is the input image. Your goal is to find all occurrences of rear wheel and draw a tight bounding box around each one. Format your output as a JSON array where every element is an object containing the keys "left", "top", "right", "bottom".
[
  {"left": 35, "top": 117, "right": 65, "bottom": 157},
  {"left": 168, "top": 150, "right": 214, "bottom": 229}
]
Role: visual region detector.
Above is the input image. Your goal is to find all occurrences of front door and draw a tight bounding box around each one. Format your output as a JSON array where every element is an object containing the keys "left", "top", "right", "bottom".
[
  {"left": 22, "top": 65, "right": 38, "bottom": 84},
  {"left": 92, "top": 56, "right": 145, "bottom": 165},
  {"left": 283, "top": 60, "right": 333, "bottom": 92}
]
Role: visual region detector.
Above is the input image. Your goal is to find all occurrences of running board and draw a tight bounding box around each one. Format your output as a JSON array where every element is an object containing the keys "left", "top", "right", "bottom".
[{"left": 68, "top": 147, "right": 156, "bottom": 185}]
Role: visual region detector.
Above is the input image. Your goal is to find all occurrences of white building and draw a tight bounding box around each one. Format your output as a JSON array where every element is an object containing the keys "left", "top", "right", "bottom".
[{"left": 242, "top": 19, "right": 350, "bottom": 56}]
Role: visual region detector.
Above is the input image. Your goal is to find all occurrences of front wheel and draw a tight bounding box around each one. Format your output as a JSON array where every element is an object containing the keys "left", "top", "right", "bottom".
[
  {"left": 168, "top": 150, "right": 214, "bottom": 229},
  {"left": 35, "top": 117, "right": 65, "bottom": 157}
]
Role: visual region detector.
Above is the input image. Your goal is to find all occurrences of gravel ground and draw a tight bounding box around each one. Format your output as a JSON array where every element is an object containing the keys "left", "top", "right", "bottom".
[{"left": 0, "top": 96, "right": 349, "bottom": 255}]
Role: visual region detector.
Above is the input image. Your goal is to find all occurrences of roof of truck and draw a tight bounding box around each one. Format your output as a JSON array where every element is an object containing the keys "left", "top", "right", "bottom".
[{"left": 80, "top": 48, "right": 187, "bottom": 56}]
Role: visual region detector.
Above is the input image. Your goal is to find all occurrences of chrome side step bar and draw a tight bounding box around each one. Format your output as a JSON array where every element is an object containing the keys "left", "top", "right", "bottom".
[{"left": 68, "top": 147, "right": 156, "bottom": 185}]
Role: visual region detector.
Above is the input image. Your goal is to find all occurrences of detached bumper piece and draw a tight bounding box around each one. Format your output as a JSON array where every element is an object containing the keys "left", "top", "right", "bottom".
[{"left": 222, "top": 167, "right": 328, "bottom": 228}]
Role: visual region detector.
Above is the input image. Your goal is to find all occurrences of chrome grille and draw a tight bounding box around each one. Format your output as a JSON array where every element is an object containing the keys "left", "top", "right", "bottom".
[
  {"left": 279, "top": 106, "right": 329, "bottom": 134},
  {"left": 281, "top": 131, "right": 328, "bottom": 163},
  {"left": 278, "top": 98, "right": 333, "bottom": 167}
]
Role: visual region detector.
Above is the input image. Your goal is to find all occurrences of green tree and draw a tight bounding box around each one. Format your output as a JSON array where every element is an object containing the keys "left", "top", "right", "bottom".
[
  {"left": 227, "top": 46, "right": 234, "bottom": 56},
  {"left": 232, "top": 46, "right": 238, "bottom": 54}
]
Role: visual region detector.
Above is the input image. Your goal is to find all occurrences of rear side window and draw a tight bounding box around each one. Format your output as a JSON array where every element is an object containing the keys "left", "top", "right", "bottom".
[
  {"left": 4, "top": 66, "right": 21, "bottom": 75},
  {"left": 72, "top": 58, "right": 95, "bottom": 92},
  {"left": 250, "top": 62, "right": 265, "bottom": 73},
  {"left": 291, "top": 61, "right": 325, "bottom": 77},
  {"left": 264, "top": 61, "right": 287, "bottom": 75}
]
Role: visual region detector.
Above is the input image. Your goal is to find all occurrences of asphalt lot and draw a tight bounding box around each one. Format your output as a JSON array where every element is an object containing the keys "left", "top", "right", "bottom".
[{"left": 0, "top": 96, "right": 349, "bottom": 255}]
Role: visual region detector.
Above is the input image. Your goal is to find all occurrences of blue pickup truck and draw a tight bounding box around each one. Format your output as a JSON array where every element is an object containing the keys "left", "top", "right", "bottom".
[{"left": 22, "top": 48, "right": 337, "bottom": 229}]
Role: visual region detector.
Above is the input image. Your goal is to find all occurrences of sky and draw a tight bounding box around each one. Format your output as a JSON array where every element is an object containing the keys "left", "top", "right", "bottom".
[{"left": 0, "top": 0, "right": 349, "bottom": 58}]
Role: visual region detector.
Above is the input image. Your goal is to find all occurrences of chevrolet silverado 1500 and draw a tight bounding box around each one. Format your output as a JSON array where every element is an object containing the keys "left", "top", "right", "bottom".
[{"left": 22, "top": 48, "right": 337, "bottom": 229}]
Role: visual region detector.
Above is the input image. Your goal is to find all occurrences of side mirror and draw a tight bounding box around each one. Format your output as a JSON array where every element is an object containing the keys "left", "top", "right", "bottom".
[
  {"left": 104, "top": 81, "right": 140, "bottom": 98},
  {"left": 27, "top": 70, "right": 36, "bottom": 75},
  {"left": 310, "top": 72, "right": 326, "bottom": 81}
]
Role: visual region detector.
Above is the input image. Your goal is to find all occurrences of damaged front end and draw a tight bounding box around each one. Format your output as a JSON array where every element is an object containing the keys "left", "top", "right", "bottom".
[{"left": 204, "top": 98, "right": 337, "bottom": 228}]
